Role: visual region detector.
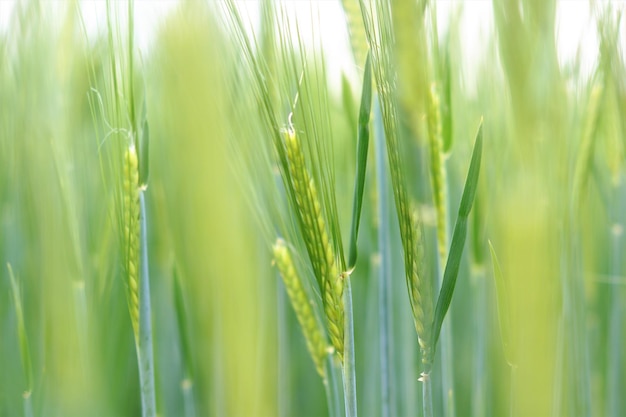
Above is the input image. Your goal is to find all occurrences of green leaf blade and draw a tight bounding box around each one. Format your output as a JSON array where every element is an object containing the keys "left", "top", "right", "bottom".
[
  {"left": 431, "top": 119, "right": 483, "bottom": 350},
  {"left": 348, "top": 51, "right": 372, "bottom": 271}
]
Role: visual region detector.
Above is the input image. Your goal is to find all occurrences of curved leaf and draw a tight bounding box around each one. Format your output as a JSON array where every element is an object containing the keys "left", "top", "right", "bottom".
[
  {"left": 347, "top": 51, "right": 372, "bottom": 271},
  {"left": 431, "top": 120, "right": 483, "bottom": 351}
]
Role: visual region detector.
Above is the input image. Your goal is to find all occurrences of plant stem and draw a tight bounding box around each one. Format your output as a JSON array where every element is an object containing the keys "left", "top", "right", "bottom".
[
  {"left": 422, "top": 373, "right": 433, "bottom": 417},
  {"left": 433, "top": 236, "right": 455, "bottom": 417},
  {"left": 565, "top": 213, "right": 591, "bottom": 416},
  {"left": 23, "top": 391, "right": 33, "bottom": 417},
  {"left": 342, "top": 277, "right": 358, "bottom": 417},
  {"left": 137, "top": 192, "right": 156, "bottom": 417},
  {"left": 277, "top": 281, "right": 290, "bottom": 417},
  {"left": 471, "top": 267, "right": 486, "bottom": 417},
  {"left": 606, "top": 183, "right": 623, "bottom": 417},
  {"left": 181, "top": 377, "right": 196, "bottom": 417},
  {"left": 374, "top": 96, "right": 394, "bottom": 417},
  {"left": 440, "top": 283, "right": 456, "bottom": 416},
  {"left": 324, "top": 355, "right": 343, "bottom": 417}
]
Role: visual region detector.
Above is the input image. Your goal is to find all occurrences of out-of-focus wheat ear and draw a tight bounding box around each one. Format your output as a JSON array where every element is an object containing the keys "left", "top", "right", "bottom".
[
  {"left": 340, "top": 0, "right": 368, "bottom": 66},
  {"left": 407, "top": 207, "right": 433, "bottom": 367},
  {"left": 428, "top": 83, "right": 449, "bottom": 267},
  {"left": 123, "top": 144, "right": 141, "bottom": 342},
  {"left": 7, "top": 263, "right": 34, "bottom": 416},
  {"left": 440, "top": 45, "right": 454, "bottom": 153},
  {"left": 273, "top": 239, "right": 329, "bottom": 378},
  {"left": 283, "top": 128, "right": 344, "bottom": 361},
  {"left": 391, "top": 0, "right": 429, "bottom": 131}
]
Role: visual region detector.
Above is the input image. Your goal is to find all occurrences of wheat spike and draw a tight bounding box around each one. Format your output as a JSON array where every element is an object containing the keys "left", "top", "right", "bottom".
[
  {"left": 408, "top": 207, "right": 433, "bottom": 366},
  {"left": 340, "top": 0, "right": 368, "bottom": 66},
  {"left": 391, "top": 0, "right": 429, "bottom": 130},
  {"left": 273, "top": 239, "right": 329, "bottom": 377},
  {"left": 123, "top": 144, "right": 141, "bottom": 341},
  {"left": 284, "top": 128, "right": 345, "bottom": 362},
  {"left": 428, "top": 83, "right": 449, "bottom": 265}
]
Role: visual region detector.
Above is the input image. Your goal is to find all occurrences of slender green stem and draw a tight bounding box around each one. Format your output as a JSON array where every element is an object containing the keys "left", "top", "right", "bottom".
[
  {"left": 422, "top": 373, "right": 433, "bottom": 417},
  {"left": 471, "top": 267, "right": 486, "bottom": 417},
  {"left": 433, "top": 242, "right": 455, "bottom": 417},
  {"left": 137, "top": 192, "right": 156, "bottom": 417},
  {"left": 181, "top": 378, "right": 196, "bottom": 417},
  {"left": 276, "top": 279, "right": 291, "bottom": 417},
  {"left": 573, "top": 242, "right": 592, "bottom": 417},
  {"left": 374, "top": 97, "right": 393, "bottom": 417},
  {"left": 342, "top": 277, "right": 357, "bottom": 417},
  {"left": 606, "top": 184, "right": 623, "bottom": 417},
  {"left": 277, "top": 280, "right": 290, "bottom": 417},
  {"left": 324, "top": 355, "right": 343, "bottom": 417},
  {"left": 438, "top": 182, "right": 455, "bottom": 417},
  {"left": 566, "top": 218, "right": 591, "bottom": 416},
  {"left": 23, "top": 392, "right": 33, "bottom": 417}
]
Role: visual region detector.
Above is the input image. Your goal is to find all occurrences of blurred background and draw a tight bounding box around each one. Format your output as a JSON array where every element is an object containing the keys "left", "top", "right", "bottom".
[{"left": 0, "top": 0, "right": 625, "bottom": 416}]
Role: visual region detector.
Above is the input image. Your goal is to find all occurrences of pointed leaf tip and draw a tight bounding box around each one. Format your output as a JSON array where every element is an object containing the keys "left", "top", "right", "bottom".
[{"left": 431, "top": 118, "right": 484, "bottom": 351}]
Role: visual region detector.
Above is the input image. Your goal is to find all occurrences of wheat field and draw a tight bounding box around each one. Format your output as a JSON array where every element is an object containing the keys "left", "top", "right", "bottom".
[{"left": 0, "top": 1, "right": 625, "bottom": 416}]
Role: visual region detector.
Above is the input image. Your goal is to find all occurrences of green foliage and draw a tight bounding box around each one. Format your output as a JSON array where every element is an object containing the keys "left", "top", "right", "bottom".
[
  {"left": 1, "top": 1, "right": 626, "bottom": 417},
  {"left": 431, "top": 121, "right": 483, "bottom": 353}
]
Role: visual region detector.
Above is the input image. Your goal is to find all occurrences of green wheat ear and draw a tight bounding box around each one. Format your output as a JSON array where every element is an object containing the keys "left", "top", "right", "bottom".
[
  {"left": 273, "top": 239, "right": 329, "bottom": 377},
  {"left": 408, "top": 206, "right": 433, "bottom": 366},
  {"left": 123, "top": 144, "right": 141, "bottom": 341},
  {"left": 283, "top": 128, "right": 344, "bottom": 362},
  {"left": 427, "top": 82, "right": 449, "bottom": 266},
  {"left": 339, "top": 0, "right": 368, "bottom": 66}
]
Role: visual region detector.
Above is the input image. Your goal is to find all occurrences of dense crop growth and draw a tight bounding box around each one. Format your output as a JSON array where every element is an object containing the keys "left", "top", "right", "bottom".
[{"left": 1, "top": 1, "right": 625, "bottom": 416}]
